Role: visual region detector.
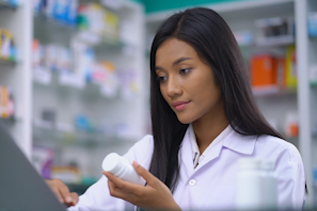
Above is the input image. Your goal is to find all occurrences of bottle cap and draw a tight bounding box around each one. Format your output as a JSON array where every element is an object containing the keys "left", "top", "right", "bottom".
[
  {"left": 238, "top": 158, "right": 261, "bottom": 170},
  {"left": 102, "top": 153, "right": 123, "bottom": 174}
]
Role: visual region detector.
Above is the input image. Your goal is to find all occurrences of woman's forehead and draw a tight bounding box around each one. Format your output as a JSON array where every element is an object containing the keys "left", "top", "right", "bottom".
[{"left": 155, "top": 38, "right": 198, "bottom": 65}]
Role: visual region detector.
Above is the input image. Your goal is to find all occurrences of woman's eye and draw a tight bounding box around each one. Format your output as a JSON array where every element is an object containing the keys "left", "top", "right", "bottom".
[
  {"left": 180, "top": 68, "right": 191, "bottom": 75},
  {"left": 156, "top": 76, "right": 167, "bottom": 83}
]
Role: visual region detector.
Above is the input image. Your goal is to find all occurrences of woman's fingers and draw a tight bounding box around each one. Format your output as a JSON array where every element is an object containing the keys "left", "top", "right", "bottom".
[
  {"left": 107, "top": 179, "right": 130, "bottom": 199},
  {"left": 107, "top": 175, "right": 141, "bottom": 204},
  {"left": 132, "top": 161, "right": 159, "bottom": 187},
  {"left": 46, "top": 179, "right": 78, "bottom": 207},
  {"left": 46, "top": 180, "right": 64, "bottom": 203},
  {"left": 58, "top": 181, "right": 76, "bottom": 204},
  {"left": 104, "top": 171, "right": 126, "bottom": 189},
  {"left": 104, "top": 171, "right": 143, "bottom": 195},
  {"left": 70, "top": 192, "right": 79, "bottom": 204},
  {"left": 63, "top": 192, "right": 79, "bottom": 206}
]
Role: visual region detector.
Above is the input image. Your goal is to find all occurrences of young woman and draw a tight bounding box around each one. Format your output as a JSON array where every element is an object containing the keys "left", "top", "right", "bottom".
[{"left": 48, "top": 7, "right": 306, "bottom": 211}]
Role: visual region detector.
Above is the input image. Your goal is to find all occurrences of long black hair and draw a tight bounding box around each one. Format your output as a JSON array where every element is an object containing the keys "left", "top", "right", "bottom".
[{"left": 149, "top": 7, "right": 284, "bottom": 192}]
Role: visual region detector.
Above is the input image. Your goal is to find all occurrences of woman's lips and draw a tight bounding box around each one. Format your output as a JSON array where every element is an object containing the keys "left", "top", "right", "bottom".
[{"left": 172, "top": 101, "right": 190, "bottom": 111}]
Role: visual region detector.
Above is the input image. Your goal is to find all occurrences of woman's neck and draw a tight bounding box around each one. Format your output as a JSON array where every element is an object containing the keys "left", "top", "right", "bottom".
[{"left": 192, "top": 106, "right": 229, "bottom": 154}]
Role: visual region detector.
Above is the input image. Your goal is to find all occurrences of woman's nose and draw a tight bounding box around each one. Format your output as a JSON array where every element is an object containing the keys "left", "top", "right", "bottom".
[{"left": 166, "top": 77, "right": 182, "bottom": 98}]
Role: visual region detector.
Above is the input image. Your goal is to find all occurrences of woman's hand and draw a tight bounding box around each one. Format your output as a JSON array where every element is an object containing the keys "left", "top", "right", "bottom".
[
  {"left": 103, "top": 161, "right": 181, "bottom": 211},
  {"left": 46, "top": 178, "right": 79, "bottom": 207}
]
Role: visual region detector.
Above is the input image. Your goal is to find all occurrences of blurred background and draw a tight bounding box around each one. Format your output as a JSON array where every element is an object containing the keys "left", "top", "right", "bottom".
[{"left": 0, "top": 0, "right": 316, "bottom": 207}]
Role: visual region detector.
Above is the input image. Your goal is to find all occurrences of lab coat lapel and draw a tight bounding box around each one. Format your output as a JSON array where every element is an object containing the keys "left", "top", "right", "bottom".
[
  {"left": 179, "top": 129, "right": 194, "bottom": 177},
  {"left": 193, "top": 137, "right": 224, "bottom": 172}
]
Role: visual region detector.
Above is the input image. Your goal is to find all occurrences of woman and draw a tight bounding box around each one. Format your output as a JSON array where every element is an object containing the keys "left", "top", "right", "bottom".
[{"left": 48, "top": 7, "right": 306, "bottom": 211}]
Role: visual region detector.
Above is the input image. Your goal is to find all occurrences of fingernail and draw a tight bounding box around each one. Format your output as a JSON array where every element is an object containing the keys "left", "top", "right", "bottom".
[
  {"left": 66, "top": 196, "right": 73, "bottom": 202},
  {"left": 132, "top": 161, "right": 139, "bottom": 167}
]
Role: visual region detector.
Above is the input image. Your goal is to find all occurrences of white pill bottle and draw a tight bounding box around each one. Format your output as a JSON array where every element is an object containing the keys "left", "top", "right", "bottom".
[
  {"left": 102, "top": 152, "right": 144, "bottom": 185},
  {"left": 260, "top": 160, "right": 278, "bottom": 210},
  {"left": 236, "top": 158, "right": 262, "bottom": 210}
]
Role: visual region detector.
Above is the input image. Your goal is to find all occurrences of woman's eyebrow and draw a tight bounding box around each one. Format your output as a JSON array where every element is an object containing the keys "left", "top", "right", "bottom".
[
  {"left": 155, "top": 57, "right": 193, "bottom": 71},
  {"left": 172, "top": 57, "right": 192, "bottom": 66},
  {"left": 155, "top": 66, "right": 164, "bottom": 71}
]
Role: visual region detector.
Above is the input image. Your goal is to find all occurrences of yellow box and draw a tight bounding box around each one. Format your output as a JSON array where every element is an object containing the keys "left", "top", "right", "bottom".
[{"left": 285, "top": 45, "right": 297, "bottom": 88}]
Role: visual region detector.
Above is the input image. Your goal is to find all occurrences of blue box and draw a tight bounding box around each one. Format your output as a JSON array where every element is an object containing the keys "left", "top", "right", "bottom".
[{"left": 308, "top": 12, "right": 317, "bottom": 37}]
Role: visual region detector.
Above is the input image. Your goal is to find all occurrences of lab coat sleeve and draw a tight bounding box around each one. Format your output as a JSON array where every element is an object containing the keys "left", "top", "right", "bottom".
[
  {"left": 274, "top": 141, "right": 306, "bottom": 210},
  {"left": 68, "top": 135, "right": 154, "bottom": 211}
]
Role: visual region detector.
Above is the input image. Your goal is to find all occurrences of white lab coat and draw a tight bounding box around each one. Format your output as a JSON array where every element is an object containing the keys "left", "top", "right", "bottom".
[{"left": 69, "top": 126, "right": 305, "bottom": 211}]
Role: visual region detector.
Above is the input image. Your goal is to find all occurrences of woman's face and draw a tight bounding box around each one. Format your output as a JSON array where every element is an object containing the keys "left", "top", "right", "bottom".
[{"left": 155, "top": 38, "right": 223, "bottom": 124}]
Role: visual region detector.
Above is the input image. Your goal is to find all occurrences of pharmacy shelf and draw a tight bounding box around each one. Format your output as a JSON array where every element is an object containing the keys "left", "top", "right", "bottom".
[
  {"left": 33, "top": 71, "right": 120, "bottom": 100},
  {"left": 0, "top": 58, "right": 17, "bottom": 67},
  {"left": 252, "top": 86, "right": 296, "bottom": 97},
  {"left": 74, "top": 31, "right": 125, "bottom": 49},
  {"left": 32, "top": 124, "right": 135, "bottom": 148},
  {"left": 0, "top": 116, "right": 17, "bottom": 125},
  {"left": 33, "top": 12, "right": 77, "bottom": 32},
  {"left": 33, "top": 71, "right": 88, "bottom": 89},
  {"left": 255, "top": 35, "right": 295, "bottom": 47},
  {"left": 33, "top": 13, "right": 126, "bottom": 50},
  {"left": 0, "top": 0, "right": 18, "bottom": 10}
]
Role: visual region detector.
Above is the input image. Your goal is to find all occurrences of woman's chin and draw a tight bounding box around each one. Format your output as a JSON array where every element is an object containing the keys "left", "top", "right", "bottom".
[{"left": 176, "top": 116, "right": 194, "bottom": 125}]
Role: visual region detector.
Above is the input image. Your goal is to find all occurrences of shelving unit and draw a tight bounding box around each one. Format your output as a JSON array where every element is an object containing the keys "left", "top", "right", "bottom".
[
  {"left": 145, "top": 0, "right": 313, "bottom": 207},
  {"left": 0, "top": 1, "right": 33, "bottom": 158},
  {"left": 31, "top": 0, "right": 146, "bottom": 183},
  {"left": 0, "top": 0, "right": 146, "bottom": 187}
]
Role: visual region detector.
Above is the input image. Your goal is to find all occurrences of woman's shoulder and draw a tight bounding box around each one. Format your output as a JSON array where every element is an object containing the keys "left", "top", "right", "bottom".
[
  {"left": 123, "top": 134, "right": 154, "bottom": 169},
  {"left": 256, "top": 134, "right": 302, "bottom": 163},
  {"left": 130, "top": 134, "right": 154, "bottom": 153}
]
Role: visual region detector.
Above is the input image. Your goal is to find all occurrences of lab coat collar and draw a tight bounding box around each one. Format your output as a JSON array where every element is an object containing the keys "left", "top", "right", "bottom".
[
  {"left": 179, "top": 125, "right": 257, "bottom": 176},
  {"left": 222, "top": 129, "right": 257, "bottom": 155}
]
